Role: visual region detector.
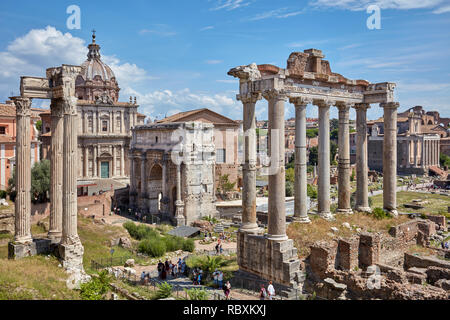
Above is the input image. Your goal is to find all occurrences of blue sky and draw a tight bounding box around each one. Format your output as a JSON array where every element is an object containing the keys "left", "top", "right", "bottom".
[{"left": 0, "top": 0, "right": 449, "bottom": 121}]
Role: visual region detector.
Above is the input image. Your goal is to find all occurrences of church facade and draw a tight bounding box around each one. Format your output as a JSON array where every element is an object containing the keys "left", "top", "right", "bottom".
[{"left": 41, "top": 33, "right": 145, "bottom": 184}]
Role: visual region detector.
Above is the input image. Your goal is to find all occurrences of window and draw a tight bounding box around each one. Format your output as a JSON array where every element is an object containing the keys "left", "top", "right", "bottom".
[
  {"left": 216, "top": 148, "right": 226, "bottom": 164},
  {"left": 0, "top": 127, "right": 6, "bottom": 134},
  {"left": 155, "top": 136, "right": 158, "bottom": 143},
  {"left": 102, "top": 120, "right": 108, "bottom": 132},
  {"left": 88, "top": 116, "right": 93, "bottom": 132}
]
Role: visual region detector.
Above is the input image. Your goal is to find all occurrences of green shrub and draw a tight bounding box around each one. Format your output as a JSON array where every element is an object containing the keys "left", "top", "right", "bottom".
[
  {"left": 184, "top": 287, "right": 209, "bottom": 300},
  {"left": 123, "top": 222, "right": 159, "bottom": 240},
  {"left": 164, "top": 236, "right": 185, "bottom": 252},
  {"left": 79, "top": 271, "right": 111, "bottom": 300},
  {"left": 138, "top": 238, "right": 166, "bottom": 257},
  {"left": 0, "top": 190, "right": 7, "bottom": 199},
  {"left": 156, "top": 282, "right": 173, "bottom": 299},
  {"left": 307, "top": 184, "right": 317, "bottom": 199},
  {"left": 371, "top": 207, "right": 392, "bottom": 220},
  {"left": 285, "top": 181, "right": 294, "bottom": 197},
  {"left": 182, "top": 238, "right": 195, "bottom": 252}
]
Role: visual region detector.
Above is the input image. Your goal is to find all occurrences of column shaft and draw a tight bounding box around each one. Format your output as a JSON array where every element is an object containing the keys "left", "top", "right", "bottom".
[
  {"left": 120, "top": 145, "right": 125, "bottom": 177},
  {"left": 48, "top": 100, "right": 64, "bottom": 241},
  {"left": 112, "top": 146, "right": 116, "bottom": 177},
  {"left": 266, "top": 91, "right": 288, "bottom": 240},
  {"left": 337, "top": 104, "right": 352, "bottom": 214},
  {"left": 61, "top": 98, "right": 80, "bottom": 244},
  {"left": 93, "top": 147, "right": 97, "bottom": 177},
  {"left": 13, "top": 97, "right": 32, "bottom": 244},
  {"left": 291, "top": 98, "right": 310, "bottom": 222},
  {"left": 355, "top": 104, "right": 371, "bottom": 212},
  {"left": 317, "top": 102, "right": 333, "bottom": 219},
  {"left": 240, "top": 93, "right": 260, "bottom": 232},
  {"left": 382, "top": 102, "right": 399, "bottom": 216}
]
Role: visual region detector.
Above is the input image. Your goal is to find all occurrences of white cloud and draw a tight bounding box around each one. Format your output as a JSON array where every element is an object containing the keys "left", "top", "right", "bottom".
[
  {"left": 205, "top": 59, "right": 224, "bottom": 64},
  {"left": 309, "top": 0, "right": 445, "bottom": 11},
  {"left": 216, "top": 79, "right": 238, "bottom": 83},
  {"left": 248, "top": 7, "right": 304, "bottom": 21},
  {"left": 200, "top": 26, "right": 215, "bottom": 31},
  {"left": 0, "top": 26, "right": 154, "bottom": 100},
  {"left": 139, "top": 24, "right": 177, "bottom": 37},
  {"left": 286, "top": 39, "right": 330, "bottom": 48},
  {"left": 124, "top": 87, "right": 242, "bottom": 120},
  {"left": 433, "top": 5, "right": 450, "bottom": 13},
  {"left": 210, "top": 0, "right": 251, "bottom": 11}
]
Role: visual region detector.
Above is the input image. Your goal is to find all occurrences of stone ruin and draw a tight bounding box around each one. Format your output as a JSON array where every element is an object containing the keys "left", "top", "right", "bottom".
[
  {"left": 228, "top": 49, "right": 401, "bottom": 296},
  {"left": 7, "top": 65, "right": 90, "bottom": 286},
  {"left": 305, "top": 217, "right": 450, "bottom": 299}
]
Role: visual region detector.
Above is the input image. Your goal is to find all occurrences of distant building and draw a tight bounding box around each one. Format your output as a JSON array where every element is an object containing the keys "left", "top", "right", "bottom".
[
  {"left": 366, "top": 106, "right": 447, "bottom": 174},
  {"left": 0, "top": 100, "right": 44, "bottom": 190},
  {"left": 156, "top": 108, "right": 240, "bottom": 192}
]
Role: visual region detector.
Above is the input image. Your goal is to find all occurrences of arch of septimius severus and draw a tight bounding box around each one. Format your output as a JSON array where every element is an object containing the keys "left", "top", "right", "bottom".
[
  {"left": 8, "top": 65, "right": 86, "bottom": 276},
  {"left": 228, "top": 49, "right": 398, "bottom": 292}
]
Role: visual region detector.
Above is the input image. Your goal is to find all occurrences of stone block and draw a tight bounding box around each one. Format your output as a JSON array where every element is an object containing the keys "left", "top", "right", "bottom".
[
  {"left": 59, "top": 242, "right": 85, "bottom": 272},
  {"left": 358, "top": 232, "right": 381, "bottom": 270},
  {"left": 426, "top": 266, "right": 450, "bottom": 285},
  {"left": 417, "top": 221, "right": 436, "bottom": 237},
  {"left": 337, "top": 237, "right": 359, "bottom": 271},
  {"left": 8, "top": 239, "right": 52, "bottom": 260},
  {"left": 404, "top": 253, "right": 450, "bottom": 270},
  {"left": 435, "top": 279, "right": 450, "bottom": 291},
  {"left": 309, "top": 240, "right": 338, "bottom": 278},
  {"left": 425, "top": 215, "right": 447, "bottom": 232}
]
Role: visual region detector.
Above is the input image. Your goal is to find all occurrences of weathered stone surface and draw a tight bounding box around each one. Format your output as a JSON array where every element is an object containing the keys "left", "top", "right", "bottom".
[
  {"left": 119, "top": 237, "right": 132, "bottom": 249},
  {"left": 8, "top": 239, "right": 52, "bottom": 260},
  {"left": 124, "top": 259, "right": 135, "bottom": 267},
  {"left": 404, "top": 253, "right": 450, "bottom": 270},
  {"left": 66, "top": 270, "right": 91, "bottom": 290},
  {"left": 309, "top": 240, "right": 338, "bottom": 278},
  {"left": 358, "top": 232, "right": 381, "bottom": 270},
  {"left": 426, "top": 266, "right": 450, "bottom": 285},
  {"left": 435, "top": 279, "right": 450, "bottom": 291},
  {"left": 337, "top": 237, "right": 359, "bottom": 271},
  {"left": 192, "top": 220, "right": 213, "bottom": 232}
]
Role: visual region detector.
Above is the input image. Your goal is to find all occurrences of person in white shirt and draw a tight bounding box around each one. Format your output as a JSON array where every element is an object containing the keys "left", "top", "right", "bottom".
[
  {"left": 267, "top": 281, "right": 275, "bottom": 300},
  {"left": 218, "top": 270, "right": 224, "bottom": 288},
  {"left": 213, "top": 269, "right": 219, "bottom": 286}
]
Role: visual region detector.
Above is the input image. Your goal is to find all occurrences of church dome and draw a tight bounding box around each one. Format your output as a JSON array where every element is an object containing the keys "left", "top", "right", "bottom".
[{"left": 75, "top": 31, "right": 120, "bottom": 103}]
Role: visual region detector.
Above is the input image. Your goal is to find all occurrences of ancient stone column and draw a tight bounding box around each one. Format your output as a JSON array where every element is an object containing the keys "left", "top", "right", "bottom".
[
  {"left": 354, "top": 103, "right": 371, "bottom": 212},
  {"left": 317, "top": 100, "right": 333, "bottom": 220},
  {"left": 120, "top": 145, "right": 125, "bottom": 177},
  {"left": 48, "top": 100, "right": 64, "bottom": 242},
  {"left": 140, "top": 154, "right": 147, "bottom": 210},
  {"left": 12, "top": 97, "right": 32, "bottom": 244},
  {"left": 414, "top": 140, "right": 418, "bottom": 167},
  {"left": 381, "top": 102, "right": 399, "bottom": 217},
  {"left": 83, "top": 147, "right": 88, "bottom": 178},
  {"left": 93, "top": 147, "right": 97, "bottom": 177},
  {"left": 129, "top": 154, "right": 136, "bottom": 206},
  {"left": 337, "top": 102, "right": 353, "bottom": 214},
  {"left": 61, "top": 97, "right": 81, "bottom": 245},
  {"left": 265, "top": 90, "right": 288, "bottom": 240},
  {"left": 290, "top": 97, "right": 311, "bottom": 223},
  {"left": 437, "top": 140, "right": 440, "bottom": 167},
  {"left": 112, "top": 146, "right": 116, "bottom": 177},
  {"left": 239, "top": 92, "right": 261, "bottom": 233},
  {"left": 121, "top": 111, "right": 124, "bottom": 134},
  {"left": 175, "top": 164, "right": 185, "bottom": 225}
]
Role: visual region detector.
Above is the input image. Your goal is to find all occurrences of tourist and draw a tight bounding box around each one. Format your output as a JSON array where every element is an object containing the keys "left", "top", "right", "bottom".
[
  {"left": 197, "top": 271, "right": 202, "bottom": 285},
  {"left": 182, "top": 261, "right": 187, "bottom": 276},
  {"left": 219, "top": 244, "right": 223, "bottom": 254},
  {"left": 192, "top": 268, "right": 198, "bottom": 285},
  {"left": 157, "top": 260, "right": 164, "bottom": 279},
  {"left": 267, "top": 281, "right": 275, "bottom": 300},
  {"left": 224, "top": 281, "right": 231, "bottom": 300},
  {"left": 215, "top": 243, "right": 220, "bottom": 255},
  {"left": 218, "top": 270, "right": 223, "bottom": 289},
  {"left": 141, "top": 271, "right": 146, "bottom": 284},
  {"left": 213, "top": 269, "right": 219, "bottom": 286},
  {"left": 259, "top": 284, "right": 267, "bottom": 300}
]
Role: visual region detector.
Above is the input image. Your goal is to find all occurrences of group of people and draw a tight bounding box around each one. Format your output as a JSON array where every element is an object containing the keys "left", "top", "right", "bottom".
[
  {"left": 441, "top": 241, "right": 450, "bottom": 249},
  {"left": 157, "top": 258, "right": 186, "bottom": 280},
  {"left": 212, "top": 269, "right": 224, "bottom": 288},
  {"left": 140, "top": 271, "right": 152, "bottom": 285},
  {"left": 259, "top": 281, "right": 276, "bottom": 300},
  {"left": 192, "top": 268, "right": 203, "bottom": 285}
]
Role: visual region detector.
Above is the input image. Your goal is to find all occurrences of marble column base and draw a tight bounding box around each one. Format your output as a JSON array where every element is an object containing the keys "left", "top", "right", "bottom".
[
  {"left": 239, "top": 222, "right": 260, "bottom": 234},
  {"left": 292, "top": 216, "right": 311, "bottom": 223},
  {"left": 175, "top": 215, "right": 186, "bottom": 227},
  {"left": 264, "top": 233, "right": 289, "bottom": 241},
  {"left": 337, "top": 209, "right": 353, "bottom": 215},
  {"left": 355, "top": 206, "right": 372, "bottom": 213},
  {"left": 47, "top": 231, "right": 62, "bottom": 244},
  {"left": 319, "top": 212, "right": 335, "bottom": 221},
  {"left": 385, "top": 209, "right": 398, "bottom": 218}
]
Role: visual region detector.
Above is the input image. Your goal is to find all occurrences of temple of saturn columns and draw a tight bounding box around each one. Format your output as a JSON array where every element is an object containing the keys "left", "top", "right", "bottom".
[
  {"left": 8, "top": 65, "right": 86, "bottom": 275},
  {"left": 228, "top": 49, "right": 398, "bottom": 291}
]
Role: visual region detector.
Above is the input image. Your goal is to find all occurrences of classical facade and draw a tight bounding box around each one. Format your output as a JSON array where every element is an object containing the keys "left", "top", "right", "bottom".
[
  {"left": 228, "top": 49, "right": 397, "bottom": 293},
  {"left": 41, "top": 33, "right": 145, "bottom": 183},
  {"left": 0, "top": 101, "right": 44, "bottom": 190},
  {"left": 129, "top": 122, "right": 217, "bottom": 226},
  {"left": 366, "top": 106, "right": 446, "bottom": 174},
  {"left": 156, "top": 108, "right": 240, "bottom": 192}
]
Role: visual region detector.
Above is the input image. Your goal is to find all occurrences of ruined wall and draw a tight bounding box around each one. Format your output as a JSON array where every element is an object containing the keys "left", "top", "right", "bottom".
[{"left": 237, "top": 232, "right": 301, "bottom": 288}]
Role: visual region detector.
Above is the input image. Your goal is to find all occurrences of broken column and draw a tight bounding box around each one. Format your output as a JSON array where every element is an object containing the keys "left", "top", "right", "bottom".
[
  {"left": 354, "top": 103, "right": 371, "bottom": 212},
  {"left": 381, "top": 102, "right": 399, "bottom": 217},
  {"left": 290, "top": 97, "right": 311, "bottom": 223},
  {"left": 12, "top": 97, "right": 32, "bottom": 244},
  {"left": 317, "top": 100, "right": 333, "bottom": 220},
  {"left": 175, "top": 163, "right": 185, "bottom": 226},
  {"left": 337, "top": 102, "right": 352, "bottom": 214},
  {"left": 239, "top": 92, "right": 261, "bottom": 233},
  {"left": 48, "top": 99, "right": 64, "bottom": 242},
  {"left": 265, "top": 90, "right": 288, "bottom": 240}
]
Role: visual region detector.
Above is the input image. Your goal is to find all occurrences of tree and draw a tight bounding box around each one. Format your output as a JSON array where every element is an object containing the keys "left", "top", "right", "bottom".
[
  {"left": 285, "top": 181, "right": 294, "bottom": 197},
  {"left": 218, "top": 174, "right": 236, "bottom": 194},
  {"left": 330, "top": 118, "right": 339, "bottom": 131},
  {"left": 330, "top": 128, "right": 339, "bottom": 141},
  {"left": 285, "top": 167, "right": 295, "bottom": 183},
  {"left": 308, "top": 146, "right": 318, "bottom": 166},
  {"left": 440, "top": 153, "right": 450, "bottom": 168},
  {"left": 9, "top": 160, "right": 50, "bottom": 203},
  {"left": 35, "top": 120, "right": 42, "bottom": 133},
  {"left": 306, "top": 128, "right": 319, "bottom": 138}
]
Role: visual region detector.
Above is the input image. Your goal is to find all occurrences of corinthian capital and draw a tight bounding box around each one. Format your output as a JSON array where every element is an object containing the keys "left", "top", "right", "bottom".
[
  {"left": 380, "top": 102, "right": 400, "bottom": 109},
  {"left": 289, "top": 96, "right": 312, "bottom": 107},
  {"left": 62, "top": 97, "right": 78, "bottom": 116},
  {"left": 50, "top": 100, "right": 64, "bottom": 118},
  {"left": 238, "top": 92, "right": 262, "bottom": 104},
  {"left": 12, "top": 97, "right": 32, "bottom": 117},
  {"left": 314, "top": 98, "right": 333, "bottom": 108},
  {"left": 263, "top": 89, "right": 287, "bottom": 102}
]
